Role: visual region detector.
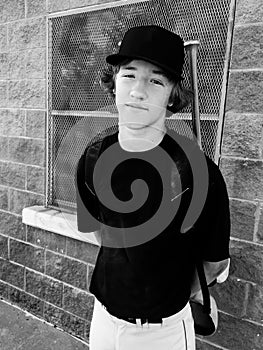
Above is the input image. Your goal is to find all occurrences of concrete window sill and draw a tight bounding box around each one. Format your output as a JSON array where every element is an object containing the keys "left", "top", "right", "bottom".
[{"left": 22, "top": 205, "right": 99, "bottom": 246}]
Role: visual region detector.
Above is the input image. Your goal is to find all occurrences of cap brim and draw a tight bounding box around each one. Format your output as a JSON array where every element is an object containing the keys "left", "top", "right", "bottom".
[
  {"left": 106, "top": 54, "right": 181, "bottom": 80},
  {"left": 106, "top": 54, "right": 130, "bottom": 66}
]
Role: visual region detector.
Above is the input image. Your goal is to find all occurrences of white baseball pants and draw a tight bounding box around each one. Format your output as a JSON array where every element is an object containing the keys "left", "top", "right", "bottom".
[{"left": 89, "top": 298, "right": 196, "bottom": 350}]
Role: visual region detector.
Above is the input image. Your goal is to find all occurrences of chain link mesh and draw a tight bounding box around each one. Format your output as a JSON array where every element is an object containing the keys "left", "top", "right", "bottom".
[{"left": 47, "top": 0, "right": 232, "bottom": 210}]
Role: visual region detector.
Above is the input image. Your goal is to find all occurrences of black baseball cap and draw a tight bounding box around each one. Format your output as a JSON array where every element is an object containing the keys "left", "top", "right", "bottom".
[{"left": 106, "top": 25, "right": 185, "bottom": 80}]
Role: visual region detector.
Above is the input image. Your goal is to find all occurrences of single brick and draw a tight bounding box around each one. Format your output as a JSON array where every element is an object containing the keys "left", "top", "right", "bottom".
[
  {"left": 8, "top": 17, "right": 45, "bottom": 50},
  {"left": 229, "top": 199, "right": 256, "bottom": 241},
  {"left": 0, "top": 25, "right": 7, "bottom": 51},
  {"left": 9, "top": 137, "right": 45, "bottom": 166},
  {"left": 257, "top": 205, "right": 263, "bottom": 243},
  {"left": 211, "top": 277, "right": 248, "bottom": 318},
  {"left": 0, "top": 53, "right": 8, "bottom": 79},
  {"left": 226, "top": 71, "right": 263, "bottom": 114},
  {"left": 69, "top": 0, "right": 112, "bottom": 7},
  {"left": 196, "top": 340, "right": 220, "bottom": 350},
  {"left": 6, "top": 109, "right": 25, "bottom": 137},
  {"left": 44, "top": 303, "right": 85, "bottom": 338},
  {"left": 26, "top": 166, "right": 45, "bottom": 194},
  {"left": 231, "top": 25, "right": 263, "bottom": 69},
  {"left": 0, "top": 186, "right": 8, "bottom": 211},
  {"left": 60, "top": 310, "right": 86, "bottom": 338},
  {"left": 0, "top": 109, "right": 25, "bottom": 137},
  {"left": 0, "top": 136, "right": 8, "bottom": 160},
  {"left": 44, "top": 302, "right": 65, "bottom": 329},
  {"left": 63, "top": 285, "right": 94, "bottom": 320},
  {"left": 0, "top": 211, "right": 26, "bottom": 240},
  {"left": 26, "top": 0, "right": 46, "bottom": 18},
  {"left": 66, "top": 238, "right": 99, "bottom": 264},
  {"left": 87, "top": 264, "right": 94, "bottom": 289},
  {"left": 8, "top": 79, "right": 45, "bottom": 109},
  {"left": 9, "top": 285, "right": 44, "bottom": 318},
  {"left": 235, "top": 0, "right": 263, "bottom": 25},
  {"left": 8, "top": 51, "right": 25, "bottom": 79},
  {"left": 9, "top": 189, "right": 44, "bottom": 215},
  {"left": 221, "top": 112, "right": 263, "bottom": 159},
  {"left": 26, "top": 109, "right": 45, "bottom": 139},
  {"left": 46, "top": 251, "right": 87, "bottom": 290},
  {"left": 211, "top": 312, "right": 263, "bottom": 350},
  {"left": 27, "top": 226, "right": 66, "bottom": 254},
  {"left": 25, "top": 48, "right": 45, "bottom": 79},
  {"left": 0, "top": 161, "right": 26, "bottom": 189},
  {"left": 0, "top": 82, "right": 7, "bottom": 108},
  {"left": 84, "top": 321, "right": 91, "bottom": 342},
  {"left": 229, "top": 240, "right": 263, "bottom": 285},
  {"left": 44, "top": 302, "right": 64, "bottom": 328},
  {"left": 10, "top": 239, "right": 44, "bottom": 272},
  {"left": 48, "top": 0, "right": 70, "bottom": 12},
  {"left": 0, "top": 0, "right": 25, "bottom": 23},
  {"left": 0, "top": 234, "right": 8, "bottom": 259},
  {"left": 220, "top": 157, "right": 263, "bottom": 201},
  {"left": 26, "top": 270, "right": 63, "bottom": 307},
  {"left": 70, "top": 0, "right": 94, "bottom": 6},
  {"left": 0, "top": 280, "right": 9, "bottom": 298},
  {"left": 0, "top": 109, "right": 7, "bottom": 135},
  {"left": 246, "top": 283, "right": 263, "bottom": 324},
  {"left": 0, "top": 259, "right": 25, "bottom": 288}
]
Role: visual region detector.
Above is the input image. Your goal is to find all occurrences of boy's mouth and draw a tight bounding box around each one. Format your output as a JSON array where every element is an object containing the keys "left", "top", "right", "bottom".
[{"left": 125, "top": 103, "right": 148, "bottom": 111}]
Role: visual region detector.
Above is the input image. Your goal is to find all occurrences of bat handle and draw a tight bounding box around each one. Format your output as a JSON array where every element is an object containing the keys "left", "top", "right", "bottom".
[{"left": 184, "top": 40, "right": 202, "bottom": 149}]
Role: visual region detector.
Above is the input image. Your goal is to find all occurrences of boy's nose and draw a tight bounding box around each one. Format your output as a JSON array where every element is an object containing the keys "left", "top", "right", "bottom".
[{"left": 130, "top": 81, "right": 147, "bottom": 100}]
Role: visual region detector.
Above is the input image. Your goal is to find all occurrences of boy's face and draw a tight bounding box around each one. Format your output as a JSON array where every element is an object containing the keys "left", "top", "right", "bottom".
[{"left": 115, "top": 59, "right": 174, "bottom": 131}]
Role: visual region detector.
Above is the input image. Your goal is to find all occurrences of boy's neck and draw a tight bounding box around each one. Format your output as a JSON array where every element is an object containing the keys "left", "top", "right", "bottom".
[{"left": 118, "top": 121, "right": 166, "bottom": 152}]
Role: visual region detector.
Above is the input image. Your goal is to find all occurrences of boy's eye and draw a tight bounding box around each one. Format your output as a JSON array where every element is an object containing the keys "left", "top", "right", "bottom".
[
  {"left": 122, "top": 74, "right": 135, "bottom": 78},
  {"left": 151, "top": 79, "right": 164, "bottom": 86}
]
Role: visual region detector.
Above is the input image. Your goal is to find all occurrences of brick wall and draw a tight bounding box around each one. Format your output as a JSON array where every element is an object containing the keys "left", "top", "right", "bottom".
[
  {"left": 0, "top": 224, "right": 99, "bottom": 342},
  {"left": 205, "top": 0, "right": 263, "bottom": 349},
  {"left": 0, "top": 0, "right": 106, "bottom": 345},
  {"left": 0, "top": 0, "right": 263, "bottom": 349}
]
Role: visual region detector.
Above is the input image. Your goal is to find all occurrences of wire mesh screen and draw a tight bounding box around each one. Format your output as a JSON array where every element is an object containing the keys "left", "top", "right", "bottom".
[{"left": 47, "top": 0, "right": 232, "bottom": 211}]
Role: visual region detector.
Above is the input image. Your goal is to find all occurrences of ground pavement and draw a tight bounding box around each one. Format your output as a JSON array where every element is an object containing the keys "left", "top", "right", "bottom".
[{"left": 0, "top": 299, "right": 89, "bottom": 350}]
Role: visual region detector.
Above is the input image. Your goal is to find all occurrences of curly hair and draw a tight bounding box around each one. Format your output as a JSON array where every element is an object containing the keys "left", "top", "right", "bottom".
[{"left": 100, "top": 60, "right": 193, "bottom": 114}]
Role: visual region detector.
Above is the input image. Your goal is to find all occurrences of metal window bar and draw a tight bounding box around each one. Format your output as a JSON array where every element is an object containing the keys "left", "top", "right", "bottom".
[{"left": 46, "top": 0, "right": 234, "bottom": 211}]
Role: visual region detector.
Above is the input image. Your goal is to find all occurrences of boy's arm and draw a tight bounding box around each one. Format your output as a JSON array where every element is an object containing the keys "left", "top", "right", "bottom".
[
  {"left": 190, "top": 157, "right": 231, "bottom": 300},
  {"left": 75, "top": 151, "right": 101, "bottom": 234},
  {"left": 190, "top": 258, "right": 230, "bottom": 300}
]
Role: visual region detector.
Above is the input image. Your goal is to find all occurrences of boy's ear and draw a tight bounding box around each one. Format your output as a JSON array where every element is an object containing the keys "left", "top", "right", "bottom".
[{"left": 168, "top": 85, "right": 177, "bottom": 106}]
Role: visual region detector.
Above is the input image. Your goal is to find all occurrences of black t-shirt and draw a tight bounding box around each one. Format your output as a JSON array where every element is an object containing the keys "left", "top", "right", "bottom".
[{"left": 75, "top": 129, "right": 230, "bottom": 319}]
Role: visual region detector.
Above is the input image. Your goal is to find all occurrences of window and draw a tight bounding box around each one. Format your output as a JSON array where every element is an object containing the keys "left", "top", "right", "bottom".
[{"left": 47, "top": 0, "right": 234, "bottom": 212}]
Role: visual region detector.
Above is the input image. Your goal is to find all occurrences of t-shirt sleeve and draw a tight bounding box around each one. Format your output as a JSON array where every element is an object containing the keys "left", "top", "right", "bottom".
[
  {"left": 75, "top": 149, "right": 101, "bottom": 233},
  {"left": 195, "top": 157, "right": 230, "bottom": 262}
]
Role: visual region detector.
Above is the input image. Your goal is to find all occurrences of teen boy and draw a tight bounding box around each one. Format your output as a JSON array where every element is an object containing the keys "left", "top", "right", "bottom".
[{"left": 76, "top": 25, "right": 230, "bottom": 350}]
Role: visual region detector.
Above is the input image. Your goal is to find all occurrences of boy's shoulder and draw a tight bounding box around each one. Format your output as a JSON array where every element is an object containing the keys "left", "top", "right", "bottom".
[{"left": 84, "top": 125, "right": 118, "bottom": 154}]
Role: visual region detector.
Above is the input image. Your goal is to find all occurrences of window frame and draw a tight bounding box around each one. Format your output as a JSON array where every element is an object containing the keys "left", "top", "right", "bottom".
[{"left": 46, "top": 0, "right": 235, "bottom": 212}]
